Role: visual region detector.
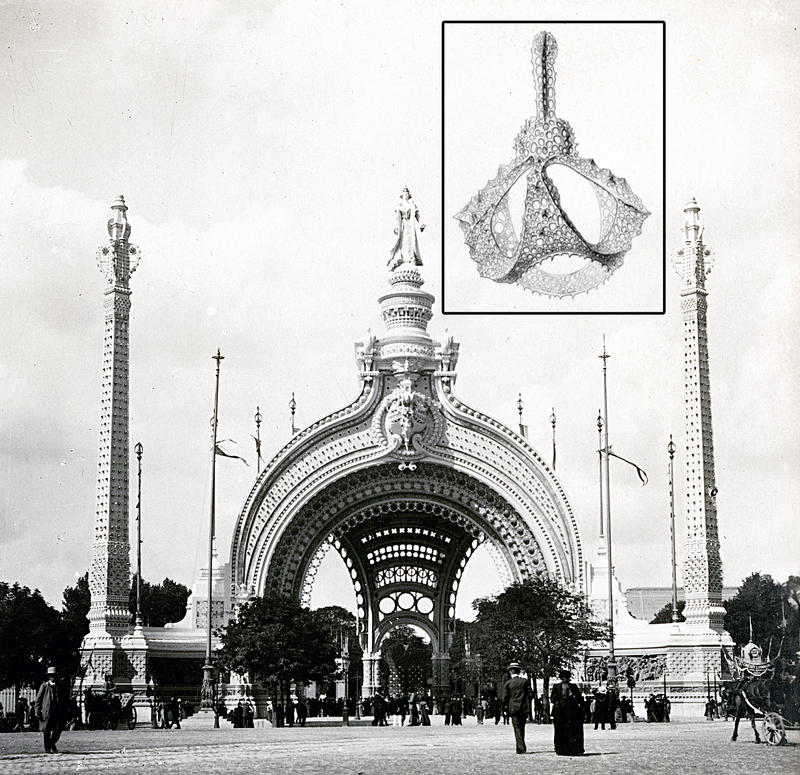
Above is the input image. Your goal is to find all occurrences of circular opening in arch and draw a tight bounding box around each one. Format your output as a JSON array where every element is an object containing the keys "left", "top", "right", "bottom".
[{"left": 379, "top": 596, "right": 396, "bottom": 615}]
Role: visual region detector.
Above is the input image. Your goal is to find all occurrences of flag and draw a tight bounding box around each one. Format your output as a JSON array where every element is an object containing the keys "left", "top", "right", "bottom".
[
  {"left": 215, "top": 440, "right": 249, "bottom": 466},
  {"left": 519, "top": 423, "right": 528, "bottom": 439},
  {"left": 605, "top": 447, "right": 648, "bottom": 485}
]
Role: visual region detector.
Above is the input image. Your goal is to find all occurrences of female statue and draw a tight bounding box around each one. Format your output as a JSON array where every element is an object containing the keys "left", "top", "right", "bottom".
[{"left": 388, "top": 187, "right": 425, "bottom": 270}]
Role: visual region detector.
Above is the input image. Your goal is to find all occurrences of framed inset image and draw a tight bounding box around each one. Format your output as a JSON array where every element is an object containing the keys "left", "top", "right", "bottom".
[{"left": 443, "top": 20, "right": 665, "bottom": 315}]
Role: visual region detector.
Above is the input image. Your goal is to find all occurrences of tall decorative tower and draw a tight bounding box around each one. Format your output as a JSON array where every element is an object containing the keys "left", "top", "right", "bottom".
[
  {"left": 674, "top": 198, "right": 725, "bottom": 632},
  {"left": 87, "top": 197, "right": 141, "bottom": 648}
]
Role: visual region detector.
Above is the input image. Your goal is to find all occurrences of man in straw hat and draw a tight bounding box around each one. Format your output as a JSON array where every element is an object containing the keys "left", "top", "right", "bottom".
[
  {"left": 35, "top": 666, "right": 65, "bottom": 753},
  {"left": 501, "top": 662, "right": 532, "bottom": 754}
]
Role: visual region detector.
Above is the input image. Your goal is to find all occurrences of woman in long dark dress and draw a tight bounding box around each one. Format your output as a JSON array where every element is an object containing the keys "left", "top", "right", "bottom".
[{"left": 550, "top": 670, "right": 584, "bottom": 756}]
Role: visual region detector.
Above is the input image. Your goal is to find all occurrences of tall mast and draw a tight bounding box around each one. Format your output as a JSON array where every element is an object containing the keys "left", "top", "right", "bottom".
[
  {"left": 599, "top": 337, "right": 616, "bottom": 681},
  {"left": 201, "top": 349, "right": 224, "bottom": 726}
]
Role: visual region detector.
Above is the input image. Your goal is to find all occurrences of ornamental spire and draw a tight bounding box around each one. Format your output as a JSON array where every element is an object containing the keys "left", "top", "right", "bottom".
[{"left": 674, "top": 197, "right": 714, "bottom": 288}]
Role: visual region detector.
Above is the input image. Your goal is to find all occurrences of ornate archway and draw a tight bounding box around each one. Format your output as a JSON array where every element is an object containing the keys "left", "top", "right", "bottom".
[{"left": 229, "top": 261, "right": 582, "bottom": 697}]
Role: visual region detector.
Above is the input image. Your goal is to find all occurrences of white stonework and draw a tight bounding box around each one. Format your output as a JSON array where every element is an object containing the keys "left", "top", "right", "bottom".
[
  {"left": 674, "top": 199, "right": 726, "bottom": 632},
  {"left": 585, "top": 534, "right": 731, "bottom": 718},
  {"left": 228, "top": 254, "right": 583, "bottom": 700},
  {"left": 81, "top": 197, "right": 144, "bottom": 691}
]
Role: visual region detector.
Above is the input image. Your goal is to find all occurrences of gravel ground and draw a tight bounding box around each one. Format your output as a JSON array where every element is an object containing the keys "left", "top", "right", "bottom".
[{"left": 0, "top": 718, "right": 796, "bottom": 774}]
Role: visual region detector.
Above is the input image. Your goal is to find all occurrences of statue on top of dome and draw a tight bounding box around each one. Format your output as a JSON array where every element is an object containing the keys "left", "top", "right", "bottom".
[{"left": 388, "top": 187, "right": 425, "bottom": 271}]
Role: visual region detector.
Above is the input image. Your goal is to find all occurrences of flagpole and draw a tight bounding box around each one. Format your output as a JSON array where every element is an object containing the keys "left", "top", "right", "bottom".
[
  {"left": 517, "top": 393, "right": 526, "bottom": 439},
  {"left": 254, "top": 406, "right": 263, "bottom": 473},
  {"left": 202, "top": 348, "right": 223, "bottom": 727},
  {"left": 668, "top": 435, "right": 679, "bottom": 623},
  {"left": 290, "top": 392, "right": 297, "bottom": 435},
  {"left": 599, "top": 336, "right": 617, "bottom": 682},
  {"left": 597, "top": 412, "right": 604, "bottom": 538},
  {"left": 550, "top": 407, "right": 556, "bottom": 470}
]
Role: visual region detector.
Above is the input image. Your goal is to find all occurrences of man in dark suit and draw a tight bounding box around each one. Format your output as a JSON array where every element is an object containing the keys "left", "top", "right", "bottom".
[
  {"left": 35, "top": 666, "right": 64, "bottom": 753},
  {"left": 501, "top": 662, "right": 531, "bottom": 754}
]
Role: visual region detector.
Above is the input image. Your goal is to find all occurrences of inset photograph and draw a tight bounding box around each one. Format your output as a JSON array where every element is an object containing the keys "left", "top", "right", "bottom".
[{"left": 443, "top": 21, "right": 665, "bottom": 314}]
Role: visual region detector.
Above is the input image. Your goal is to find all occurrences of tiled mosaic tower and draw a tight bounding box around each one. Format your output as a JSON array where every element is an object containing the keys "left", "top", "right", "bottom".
[
  {"left": 88, "top": 196, "right": 141, "bottom": 636},
  {"left": 675, "top": 199, "right": 725, "bottom": 632}
]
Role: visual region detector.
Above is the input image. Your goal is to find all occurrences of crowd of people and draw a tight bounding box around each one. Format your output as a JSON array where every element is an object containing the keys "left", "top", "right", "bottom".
[{"left": 3, "top": 661, "right": 708, "bottom": 757}]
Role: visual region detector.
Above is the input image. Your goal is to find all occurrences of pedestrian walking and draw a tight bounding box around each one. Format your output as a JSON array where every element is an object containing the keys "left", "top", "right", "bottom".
[
  {"left": 170, "top": 697, "right": 182, "bottom": 729},
  {"left": 13, "top": 697, "right": 27, "bottom": 732},
  {"left": 501, "top": 662, "right": 531, "bottom": 754},
  {"left": 296, "top": 699, "right": 307, "bottom": 727},
  {"left": 550, "top": 670, "right": 584, "bottom": 756},
  {"left": 420, "top": 699, "right": 430, "bottom": 726},
  {"left": 35, "top": 666, "right": 65, "bottom": 754},
  {"left": 592, "top": 685, "right": 610, "bottom": 729}
]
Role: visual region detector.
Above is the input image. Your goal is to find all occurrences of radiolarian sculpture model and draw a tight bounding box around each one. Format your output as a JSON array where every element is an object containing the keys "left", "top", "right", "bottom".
[{"left": 455, "top": 31, "right": 649, "bottom": 298}]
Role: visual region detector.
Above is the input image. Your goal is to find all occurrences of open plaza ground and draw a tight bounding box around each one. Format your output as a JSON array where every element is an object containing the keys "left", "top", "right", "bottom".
[{"left": 0, "top": 719, "right": 797, "bottom": 775}]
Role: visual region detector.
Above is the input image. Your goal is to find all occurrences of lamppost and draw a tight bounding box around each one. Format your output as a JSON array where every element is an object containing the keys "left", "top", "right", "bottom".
[
  {"left": 339, "top": 630, "right": 351, "bottom": 726},
  {"left": 134, "top": 442, "right": 143, "bottom": 628},
  {"left": 668, "top": 435, "right": 679, "bottom": 622}
]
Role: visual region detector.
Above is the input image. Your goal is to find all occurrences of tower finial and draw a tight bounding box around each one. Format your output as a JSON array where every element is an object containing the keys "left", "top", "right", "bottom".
[{"left": 107, "top": 195, "right": 131, "bottom": 243}]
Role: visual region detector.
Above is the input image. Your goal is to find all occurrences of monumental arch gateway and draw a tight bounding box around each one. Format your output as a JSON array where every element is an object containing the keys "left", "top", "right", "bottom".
[
  {"left": 228, "top": 196, "right": 583, "bottom": 698},
  {"left": 81, "top": 195, "right": 729, "bottom": 718}
]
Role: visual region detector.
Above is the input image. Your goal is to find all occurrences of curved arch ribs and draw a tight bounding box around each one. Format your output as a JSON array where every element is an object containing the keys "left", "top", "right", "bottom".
[{"left": 227, "top": 371, "right": 583, "bottom": 695}]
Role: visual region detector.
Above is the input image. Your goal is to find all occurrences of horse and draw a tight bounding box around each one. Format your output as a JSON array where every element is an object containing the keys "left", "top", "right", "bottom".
[
  {"left": 724, "top": 682, "right": 759, "bottom": 743},
  {"left": 728, "top": 676, "right": 785, "bottom": 743}
]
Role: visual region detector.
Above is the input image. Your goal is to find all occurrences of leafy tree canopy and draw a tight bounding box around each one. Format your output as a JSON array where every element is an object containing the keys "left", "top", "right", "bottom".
[
  {"left": 650, "top": 600, "right": 685, "bottom": 624},
  {"left": 313, "top": 605, "right": 362, "bottom": 659},
  {"left": 724, "top": 572, "right": 799, "bottom": 651},
  {"left": 0, "top": 582, "right": 65, "bottom": 690},
  {"left": 217, "top": 593, "right": 338, "bottom": 691},
  {"left": 129, "top": 575, "right": 190, "bottom": 627},
  {"left": 472, "top": 573, "right": 608, "bottom": 682}
]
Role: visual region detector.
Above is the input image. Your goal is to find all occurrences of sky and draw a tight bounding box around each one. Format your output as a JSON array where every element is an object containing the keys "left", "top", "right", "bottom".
[{"left": 0, "top": 0, "right": 797, "bottom": 617}]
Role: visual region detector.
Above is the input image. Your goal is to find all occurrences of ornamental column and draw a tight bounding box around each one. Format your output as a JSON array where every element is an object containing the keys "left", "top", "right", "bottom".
[
  {"left": 88, "top": 196, "right": 141, "bottom": 636},
  {"left": 674, "top": 199, "right": 725, "bottom": 632}
]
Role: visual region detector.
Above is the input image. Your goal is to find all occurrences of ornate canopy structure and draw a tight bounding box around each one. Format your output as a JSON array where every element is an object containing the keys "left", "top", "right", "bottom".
[{"left": 229, "top": 192, "right": 582, "bottom": 696}]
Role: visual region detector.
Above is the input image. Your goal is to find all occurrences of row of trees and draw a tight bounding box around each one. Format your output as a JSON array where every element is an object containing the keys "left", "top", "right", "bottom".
[
  {"left": 3, "top": 567, "right": 797, "bottom": 703},
  {"left": 215, "top": 573, "right": 606, "bottom": 711},
  {"left": 0, "top": 573, "right": 189, "bottom": 695}
]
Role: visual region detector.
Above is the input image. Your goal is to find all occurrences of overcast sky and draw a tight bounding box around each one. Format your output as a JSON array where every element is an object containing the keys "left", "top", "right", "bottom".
[{"left": 0, "top": 0, "right": 797, "bottom": 616}]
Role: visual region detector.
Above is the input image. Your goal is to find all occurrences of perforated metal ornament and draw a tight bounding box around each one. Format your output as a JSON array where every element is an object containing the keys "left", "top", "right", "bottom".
[{"left": 455, "top": 32, "right": 649, "bottom": 298}]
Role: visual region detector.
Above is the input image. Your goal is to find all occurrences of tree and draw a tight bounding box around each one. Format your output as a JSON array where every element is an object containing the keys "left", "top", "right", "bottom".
[
  {"left": 61, "top": 572, "right": 91, "bottom": 676},
  {"left": 129, "top": 575, "right": 190, "bottom": 627},
  {"left": 382, "top": 626, "right": 431, "bottom": 695},
  {"left": 650, "top": 600, "right": 685, "bottom": 624},
  {"left": 448, "top": 619, "right": 482, "bottom": 696},
  {"left": 313, "top": 605, "right": 363, "bottom": 696},
  {"left": 0, "top": 582, "right": 64, "bottom": 699},
  {"left": 724, "top": 572, "right": 799, "bottom": 651},
  {"left": 217, "top": 592, "right": 338, "bottom": 697},
  {"left": 472, "top": 574, "right": 607, "bottom": 719}
]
